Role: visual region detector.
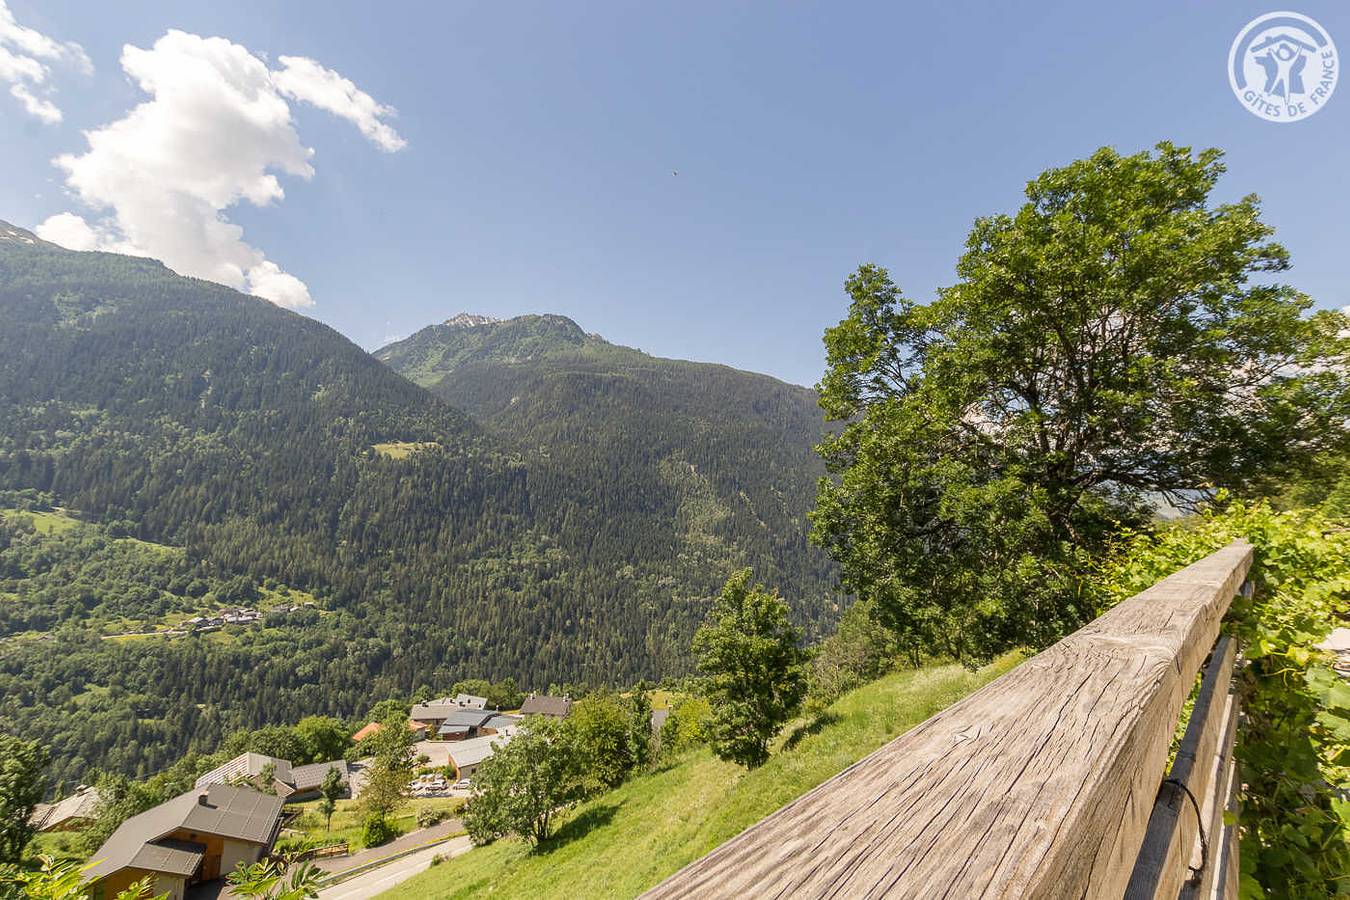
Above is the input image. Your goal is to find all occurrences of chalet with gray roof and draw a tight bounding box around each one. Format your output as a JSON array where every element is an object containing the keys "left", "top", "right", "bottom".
[
  {"left": 413, "top": 702, "right": 518, "bottom": 740},
  {"left": 446, "top": 733, "right": 514, "bottom": 780},
  {"left": 85, "top": 784, "right": 283, "bottom": 900},
  {"left": 194, "top": 752, "right": 347, "bottom": 801},
  {"left": 520, "top": 694, "right": 572, "bottom": 718},
  {"left": 30, "top": 785, "right": 99, "bottom": 832}
]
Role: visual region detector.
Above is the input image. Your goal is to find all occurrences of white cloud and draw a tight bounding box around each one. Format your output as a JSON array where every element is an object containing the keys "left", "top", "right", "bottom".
[
  {"left": 10, "top": 81, "right": 60, "bottom": 122},
  {"left": 35, "top": 210, "right": 101, "bottom": 250},
  {"left": 0, "top": 0, "right": 90, "bottom": 122},
  {"left": 38, "top": 29, "right": 406, "bottom": 311},
  {"left": 273, "top": 55, "right": 406, "bottom": 152}
]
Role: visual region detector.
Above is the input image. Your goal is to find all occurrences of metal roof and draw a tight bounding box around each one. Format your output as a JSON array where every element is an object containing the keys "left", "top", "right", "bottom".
[
  {"left": 289, "top": 760, "right": 349, "bottom": 792},
  {"left": 412, "top": 705, "right": 496, "bottom": 727},
  {"left": 129, "top": 839, "right": 205, "bottom": 877},
  {"left": 520, "top": 695, "right": 572, "bottom": 718},
  {"left": 30, "top": 785, "right": 100, "bottom": 830},
  {"left": 86, "top": 784, "right": 283, "bottom": 884},
  {"left": 194, "top": 752, "right": 292, "bottom": 790},
  {"left": 183, "top": 784, "right": 285, "bottom": 843},
  {"left": 448, "top": 733, "right": 513, "bottom": 769}
]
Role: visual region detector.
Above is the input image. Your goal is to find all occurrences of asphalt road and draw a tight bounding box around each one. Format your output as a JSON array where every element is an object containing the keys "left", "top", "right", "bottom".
[{"left": 316, "top": 835, "right": 473, "bottom": 900}]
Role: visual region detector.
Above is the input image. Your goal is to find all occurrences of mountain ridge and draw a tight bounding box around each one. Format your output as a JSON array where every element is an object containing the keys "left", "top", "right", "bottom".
[{"left": 0, "top": 228, "right": 838, "bottom": 784}]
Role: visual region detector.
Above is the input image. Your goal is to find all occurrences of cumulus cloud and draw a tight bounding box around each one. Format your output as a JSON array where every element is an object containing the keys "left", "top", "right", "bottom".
[
  {"left": 0, "top": 0, "right": 91, "bottom": 122},
  {"left": 273, "top": 55, "right": 406, "bottom": 152},
  {"left": 34, "top": 210, "right": 147, "bottom": 259},
  {"left": 37, "top": 29, "right": 405, "bottom": 311}
]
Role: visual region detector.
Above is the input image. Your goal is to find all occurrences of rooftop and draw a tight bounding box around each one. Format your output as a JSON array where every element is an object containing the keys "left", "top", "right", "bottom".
[
  {"left": 194, "top": 752, "right": 292, "bottom": 790},
  {"left": 30, "top": 785, "right": 100, "bottom": 830},
  {"left": 448, "top": 733, "right": 512, "bottom": 769},
  {"left": 87, "top": 784, "right": 283, "bottom": 883},
  {"left": 520, "top": 694, "right": 572, "bottom": 718}
]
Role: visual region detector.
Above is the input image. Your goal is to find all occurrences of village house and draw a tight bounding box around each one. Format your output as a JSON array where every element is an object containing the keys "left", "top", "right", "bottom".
[
  {"left": 30, "top": 785, "right": 100, "bottom": 832},
  {"left": 519, "top": 693, "right": 572, "bottom": 718},
  {"left": 84, "top": 784, "right": 283, "bottom": 900},
  {"left": 193, "top": 752, "right": 348, "bottom": 802},
  {"left": 446, "top": 733, "right": 512, "bottom": 781},
  {"left": 407, "top": 701, "right": 513, "bottom": 739},
  {"left": 352, "top": 720, "right": 428, "bottom": 742}
]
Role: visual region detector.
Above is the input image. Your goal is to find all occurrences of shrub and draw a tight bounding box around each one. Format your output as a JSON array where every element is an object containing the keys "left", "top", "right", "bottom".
[
  {"left": 416, "top": 807, "right": 448, "bottom": 828},
  {"left": 361, "top": 814, "right": 396, "bottom": 848},
  {"left": 659, "top": 696, "right": 712, "bottom": 754},
  {"left": 807, "top": 599, "right": 904, "bottom": 705}
]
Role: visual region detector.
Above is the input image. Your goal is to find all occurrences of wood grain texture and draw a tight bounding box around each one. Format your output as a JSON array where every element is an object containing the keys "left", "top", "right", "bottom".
[
  {"left": 642, "top": 541, "right": 1252, "bottom": 900},
  {"left": 1127, "top": 635, "right": 1235, "bottom": 899}
]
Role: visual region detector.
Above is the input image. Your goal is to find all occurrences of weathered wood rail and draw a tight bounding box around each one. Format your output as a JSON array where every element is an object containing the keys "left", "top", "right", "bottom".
[{"left": 643, "top": 540, "right": 1253, "bottom": 899}]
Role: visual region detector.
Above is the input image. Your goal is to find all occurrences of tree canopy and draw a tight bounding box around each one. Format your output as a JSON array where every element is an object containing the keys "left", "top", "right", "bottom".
[
  {"left": 693, "top": 570, "right": 807, "bottom": 768},
  {"left": 813, "top": 142, "right": 1350, "bottom": 662},
  {"left": 0, "top": 733, "right": 48, "bottom": 866},
  {"left": 463, "top": 716, "right": 585, "bottom": 846}
]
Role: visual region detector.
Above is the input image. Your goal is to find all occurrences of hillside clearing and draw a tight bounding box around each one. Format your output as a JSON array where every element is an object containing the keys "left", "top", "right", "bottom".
[
  {"left": 0, "top": 507, "right": 81, "bottom": 534},
  {"left": 380, "top": 653, "right": 1022, "bottom": 899},
  {"left": 372, "top": 441, "right": 441, "bottom": 459}
]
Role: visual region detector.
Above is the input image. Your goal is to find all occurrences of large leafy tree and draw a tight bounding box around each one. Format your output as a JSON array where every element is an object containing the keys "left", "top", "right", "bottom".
[
  {"left": 0, "top": 734, "right": 48, "bottom": 865},
  {"left": 693, "top": 570, "right": 808, "bottom": 768},
  {"left": 569, "top": 692, "right": 640, "bottom": 792},
  {"left": 813, "top": 142, "right": 1349, "bottom": 663},
  {"left": 463, "top": 717, "right": 585, "bottom": 846},
  {"left": 358, "top": 715, "right": 416, "bottom": 819},
  {"left": 291, "top": 717, "right": 350, "bottom": 765}
]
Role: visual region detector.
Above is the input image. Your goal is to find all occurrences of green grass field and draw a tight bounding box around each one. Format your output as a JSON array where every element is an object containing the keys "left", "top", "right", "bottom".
[
  {"left": 372, "top": 441, "right": 441, "bottom": 459},
  {"left": 381, "top": 653, "right": 1022, "bottom": 899},
  {"left": 1, "top": 507, "right": 81, "bottom": 534},
  {"left": 280, "top": 796, "right": 465, "bottom": 853}
]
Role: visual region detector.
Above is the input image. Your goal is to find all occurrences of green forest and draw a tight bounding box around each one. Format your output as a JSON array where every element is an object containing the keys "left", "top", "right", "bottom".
[{"left": 0, "top": 228, "right": 837, "bottom": 787}]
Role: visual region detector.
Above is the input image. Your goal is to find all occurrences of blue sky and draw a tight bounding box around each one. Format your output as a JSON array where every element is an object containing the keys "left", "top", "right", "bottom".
[{"left": 2, "top": 1, "right": 1346, "bottom": 387}]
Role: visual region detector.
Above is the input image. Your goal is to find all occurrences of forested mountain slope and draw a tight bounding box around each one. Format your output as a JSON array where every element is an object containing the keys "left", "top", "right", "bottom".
[
  {"left": 376, "top": 313, "right": 829, "bottom": 586},
  {"left": 0, "top": 223, "right": 836, "bottom": 784}
]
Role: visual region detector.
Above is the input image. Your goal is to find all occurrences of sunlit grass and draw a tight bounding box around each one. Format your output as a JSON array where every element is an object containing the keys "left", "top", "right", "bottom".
[
  {"left": 381, "top": 653, "right": 1022, "bottom": 899},
  {"left": 372, "top": 441, "right": 440, "bottom": 459}
]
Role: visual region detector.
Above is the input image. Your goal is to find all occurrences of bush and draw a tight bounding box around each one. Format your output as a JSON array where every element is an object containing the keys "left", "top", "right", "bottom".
[
  {"left": 659, "top": 696, "right": 712, "bottom": 754},
  {"left": 361, "top": 814, "right": 396, "bottom": 848},
  {"left": 807, "top": 599, "right": 904, "bottom": 705},
  {"left": 416, "top": 807, "right": 448, "bottom": 828},
  {"left": 271, "top": 833, "right": 321, "bottom": 857}
]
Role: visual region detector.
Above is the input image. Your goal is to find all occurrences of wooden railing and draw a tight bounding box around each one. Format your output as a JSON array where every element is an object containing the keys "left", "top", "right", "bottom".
[{"left": 643, "top": 540, "right": 1253, "bottom": 899}]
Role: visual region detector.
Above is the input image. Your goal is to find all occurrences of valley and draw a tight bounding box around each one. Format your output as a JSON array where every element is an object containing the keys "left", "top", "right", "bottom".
[{"left": 0, "top": 223, "right": 839, "bottom": 787}]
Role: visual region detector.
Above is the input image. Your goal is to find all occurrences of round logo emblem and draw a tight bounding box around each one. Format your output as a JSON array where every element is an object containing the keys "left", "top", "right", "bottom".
[{"left": 1229, "top": 11, "right": 1338, "bottom": 122}]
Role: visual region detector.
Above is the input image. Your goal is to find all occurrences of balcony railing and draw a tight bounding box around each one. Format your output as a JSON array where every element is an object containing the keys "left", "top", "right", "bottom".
[{"left": 643, "top": 540, "right": 1253, "bottom": 899}]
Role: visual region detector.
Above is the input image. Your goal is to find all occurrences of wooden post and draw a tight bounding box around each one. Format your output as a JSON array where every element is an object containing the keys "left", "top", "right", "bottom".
[
  {"left": 642, "top": 541, "right": 1253, "bottom": 900},
  {"left": 1125, "top": 635, "right": 1236, "bottom": 899}
]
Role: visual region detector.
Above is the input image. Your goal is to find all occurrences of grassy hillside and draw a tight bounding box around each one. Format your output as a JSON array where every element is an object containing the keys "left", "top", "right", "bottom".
[{"left": 382, "top": 653, "right": 1022, "bottom": 899}]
